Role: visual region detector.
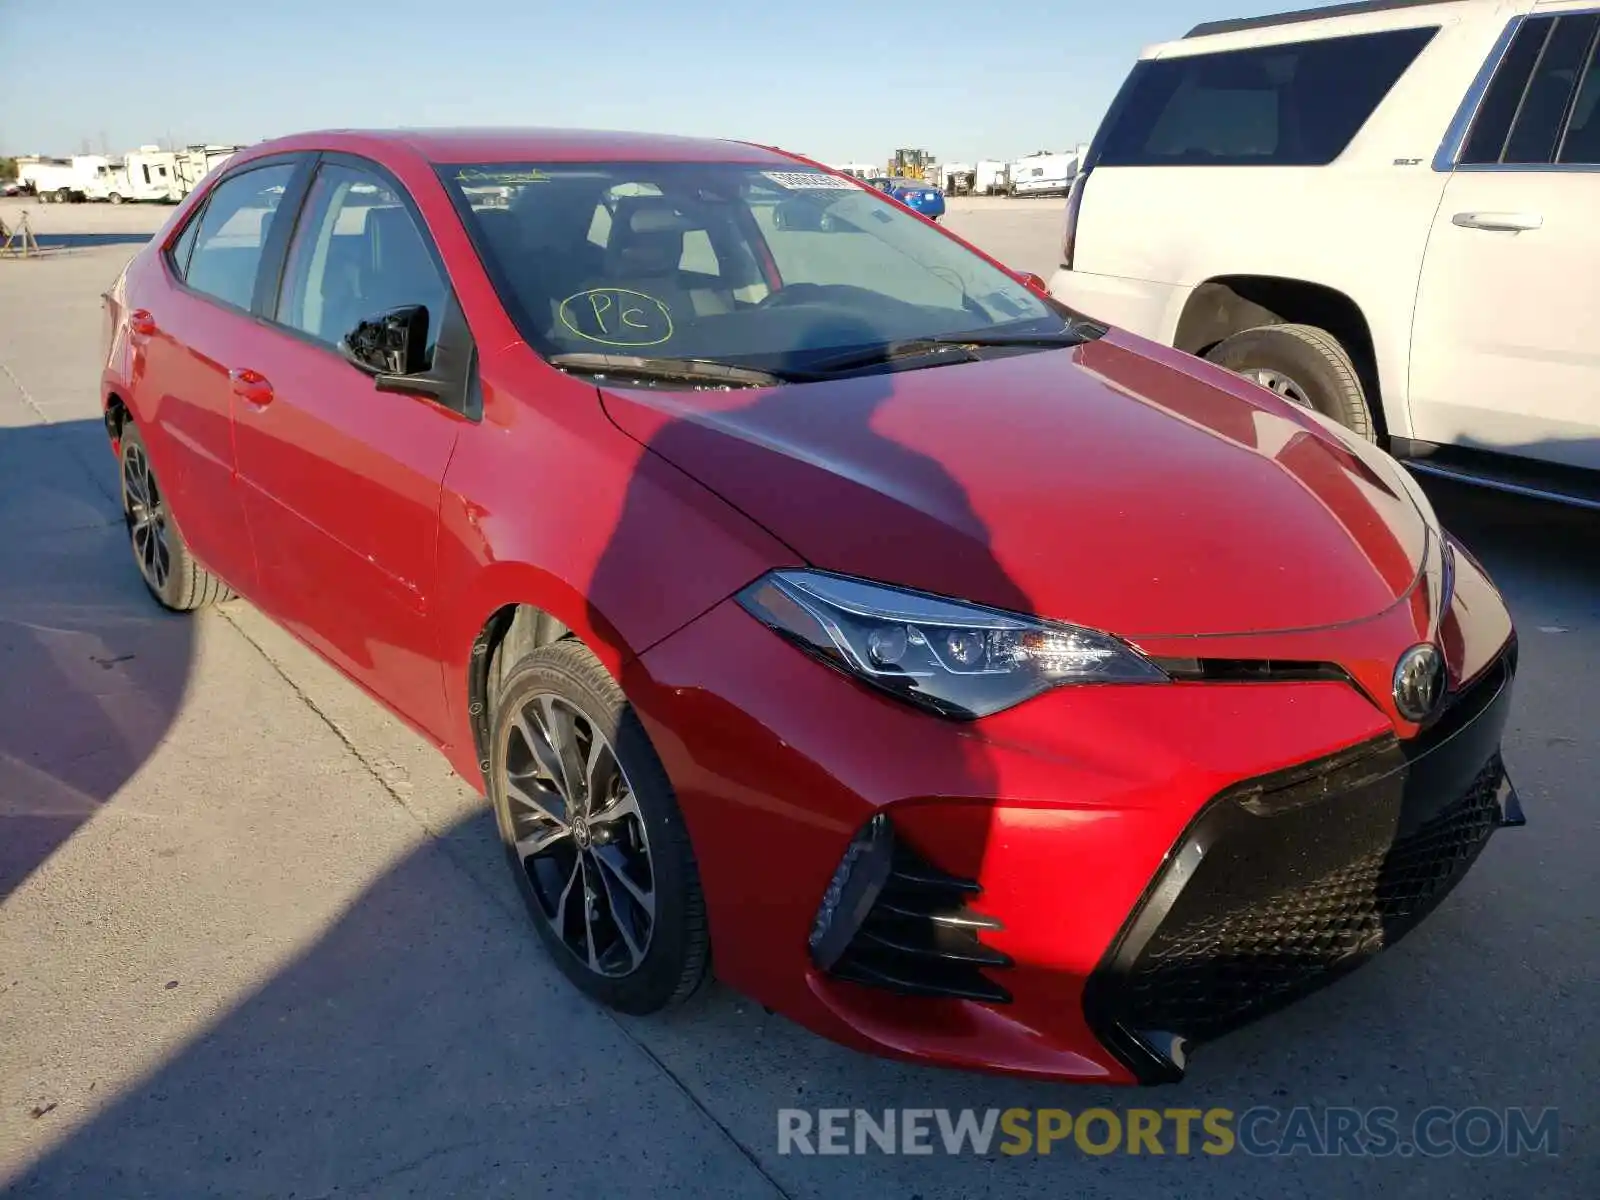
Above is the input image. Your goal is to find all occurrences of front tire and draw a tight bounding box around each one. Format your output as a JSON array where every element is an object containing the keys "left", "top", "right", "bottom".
[
  {"left": 1204, "top": 323, "right": 1375, "bottom": 441},
  {"left": 488, "top": 638, "right": 710, "bottom": 1015},
  {"left": 118, "top": 423, "right": 234, "bottom": 610},
  {"left": 109, "top": 192, "right": 124, "bottom": 205}
]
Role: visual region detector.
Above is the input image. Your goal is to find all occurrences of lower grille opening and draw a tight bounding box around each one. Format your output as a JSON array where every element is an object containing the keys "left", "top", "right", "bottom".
[
  {"left": 1119, "top": 757, "right": 1504, "bottom": 1046},
  {"left": 1081, "top": 649, "right": 1516, "bottom": 1088},
  {"left": 1087, "top": 638, "right": 1518, "bottom": 1083},
  {"left": 830, "top": 841, "right": 1013, "bottom": 1004}
]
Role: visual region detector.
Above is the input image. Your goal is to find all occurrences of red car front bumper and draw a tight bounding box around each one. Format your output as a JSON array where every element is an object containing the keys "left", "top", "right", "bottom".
[{"left": 624, "top": 538, "right": 1519, "bottom": 1084}]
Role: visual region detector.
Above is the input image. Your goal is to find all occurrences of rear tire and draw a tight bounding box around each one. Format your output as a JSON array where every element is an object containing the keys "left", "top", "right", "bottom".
[
  {"left": 1204, "top": 323, "right": 1375, "bottom": 442},
  {"left": 118, "top": 422, "right": 235, "bottom": 610},
  {"left": 488, "top": 638, "right": 711, "bottom": 1015}
]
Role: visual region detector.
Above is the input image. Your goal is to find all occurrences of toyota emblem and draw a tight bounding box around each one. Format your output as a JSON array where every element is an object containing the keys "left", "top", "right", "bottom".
[{"left": 1393, "top": 643, "right": 1446, "bottom": 722}]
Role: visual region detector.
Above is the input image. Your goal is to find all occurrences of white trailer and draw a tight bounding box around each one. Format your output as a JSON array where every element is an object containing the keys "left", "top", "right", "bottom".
[
  {"left": 938, "top": 162, "right": 975, "bottom": 194},
  {"left": 1009, "top": 151, "right": 1079, "bottom": 198},
  {"left": 84, "top": 149, "right": 184, "bottom": 204},
  {"left": 175, "top": 145, "right": 243, "bottom": 198},
  {"left": 974, "top": 160, "right": 1010, "bottom": 195},
  {"left": 18, "top": 155, "right": 108, "bottom": 203},
  {"left": 123, "top": 149, "right": 183, "bottom": 201}
]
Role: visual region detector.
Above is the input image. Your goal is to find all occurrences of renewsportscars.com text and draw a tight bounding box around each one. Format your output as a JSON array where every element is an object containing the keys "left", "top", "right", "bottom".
[{"left": 776, "top": 1106, "right": 1561, "bottom": 1158}]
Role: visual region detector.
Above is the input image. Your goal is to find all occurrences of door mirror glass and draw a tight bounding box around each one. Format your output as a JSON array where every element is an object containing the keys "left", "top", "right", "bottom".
[{"left": 342, "top": 304, "right": 430, "bottom": 377}]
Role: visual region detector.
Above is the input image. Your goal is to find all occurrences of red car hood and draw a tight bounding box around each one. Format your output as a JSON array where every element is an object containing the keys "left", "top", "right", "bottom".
[{"left": 598, "top": 331, "right": 1428, "bottom": 638}]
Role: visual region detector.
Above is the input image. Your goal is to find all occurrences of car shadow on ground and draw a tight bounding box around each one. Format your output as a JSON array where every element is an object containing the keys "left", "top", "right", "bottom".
[
  {"left": 0, "top": 418, "right": 194, "bottom": 900},
  {"left": 6, "top": 808, "right": 798, "bottom": 1199}
]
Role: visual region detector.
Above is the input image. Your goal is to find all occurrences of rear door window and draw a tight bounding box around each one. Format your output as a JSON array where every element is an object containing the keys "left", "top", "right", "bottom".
[
  {"left": 1462, "top": 13, "right": 1600, "bottom": 165},
  {"left": 180, "top": 163, "right": 297, "bottom": 311},
  {"left": 1096, "top": 26, "right": 1438, "bottom": 166},
  {"left": 1558, "top": 30, "right": 1600, "bottom": 163}
]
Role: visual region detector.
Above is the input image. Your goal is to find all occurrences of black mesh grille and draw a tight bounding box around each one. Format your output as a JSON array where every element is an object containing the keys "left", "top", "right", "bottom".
[
  {"left": 831, "top": 844, "right": 1013, "bottom": 1003},
  {"left": 1086, "top": 640, "right": 1518, "bottom": 1083},
  {"left": 1121, "top": 756, "right": 1503, "bottom": 1043}
]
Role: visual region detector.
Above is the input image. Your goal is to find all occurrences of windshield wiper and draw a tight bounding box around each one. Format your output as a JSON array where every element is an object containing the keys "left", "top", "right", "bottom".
[
  {"left": 549, "top": 353, "right": 786, "bottom": 388},
  {"left": 800, "top": 326, "right": 1093, "bottom": 377}
]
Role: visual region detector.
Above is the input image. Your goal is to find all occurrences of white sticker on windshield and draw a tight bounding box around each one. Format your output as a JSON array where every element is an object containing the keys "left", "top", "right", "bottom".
[{"left": 761, "top": 171, "right": 856, "bottom": 190}]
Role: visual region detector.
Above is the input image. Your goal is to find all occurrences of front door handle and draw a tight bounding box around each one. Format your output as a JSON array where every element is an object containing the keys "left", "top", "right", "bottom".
[
  {"left": 1452, "top": 211, "right": 1543, "bottom": 232},
  {"left": 229, "top": 367, "right": 275, "bottom": 408}
]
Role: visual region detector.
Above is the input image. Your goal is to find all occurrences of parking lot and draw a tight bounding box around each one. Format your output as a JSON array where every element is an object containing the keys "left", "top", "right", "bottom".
[{"left": 0, "top": 194, "right": 1595, "bottom": 1198}]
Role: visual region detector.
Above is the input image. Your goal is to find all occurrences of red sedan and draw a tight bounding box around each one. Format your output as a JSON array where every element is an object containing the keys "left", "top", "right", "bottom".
[{"left": 99, "top": 128, "right": 1522, "bottom": 1084}]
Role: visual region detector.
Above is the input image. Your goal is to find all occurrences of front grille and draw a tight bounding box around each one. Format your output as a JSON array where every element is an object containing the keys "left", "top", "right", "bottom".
[
  {"left": 1120, "top": 756, "right": 1503, "bottom": 1044},
  {"left": 831, "top": 843, "right": 1013, "bottom": 1003},
  {"left": 1085, "top": 638, "right": 1517, "bottom": 1083}
]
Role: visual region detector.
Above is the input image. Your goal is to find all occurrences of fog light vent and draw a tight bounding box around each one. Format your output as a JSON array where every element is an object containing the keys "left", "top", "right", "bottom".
[
  {"left": 814, "top": 817, "right": 1013, "bottom": 1004},
  {"left": 809, "top": 814, "right": 896, "bottom": 971}
]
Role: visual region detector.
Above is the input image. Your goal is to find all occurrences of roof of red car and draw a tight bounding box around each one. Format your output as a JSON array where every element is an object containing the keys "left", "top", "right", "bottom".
[{"left": 246, "top": 127, "right": 799, "bottom": 165}]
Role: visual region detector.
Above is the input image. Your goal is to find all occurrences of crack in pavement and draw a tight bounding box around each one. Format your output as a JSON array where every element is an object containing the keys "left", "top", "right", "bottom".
[{"left": 1, "top": 361, "right": 50, "bottom": 421}]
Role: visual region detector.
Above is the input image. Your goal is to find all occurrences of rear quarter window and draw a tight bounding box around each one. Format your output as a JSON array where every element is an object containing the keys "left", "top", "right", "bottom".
[{"left": 1096, "top": 26, "right": 1439, "bottom": 166}]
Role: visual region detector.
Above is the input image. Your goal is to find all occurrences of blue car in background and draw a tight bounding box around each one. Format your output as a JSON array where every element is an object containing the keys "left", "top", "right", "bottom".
[{"left": 866, "top": 176, "right": 945, "bottom": 221}]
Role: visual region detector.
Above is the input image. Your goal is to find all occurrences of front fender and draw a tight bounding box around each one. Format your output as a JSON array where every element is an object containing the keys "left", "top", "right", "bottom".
[{"left": 431, "top": 360, "right": 800, "bottom": 785}]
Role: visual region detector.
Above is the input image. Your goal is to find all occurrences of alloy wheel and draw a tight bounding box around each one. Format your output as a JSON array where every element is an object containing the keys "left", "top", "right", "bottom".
[
  {"left": 1240, "top": 366, "right": 1312, "bottom": 409},
  {"left": 122, "top": 443, "right": 171, "bottom": 591},
  {"left": 502, "top": 694, "right": 656, "bottom": 977}
]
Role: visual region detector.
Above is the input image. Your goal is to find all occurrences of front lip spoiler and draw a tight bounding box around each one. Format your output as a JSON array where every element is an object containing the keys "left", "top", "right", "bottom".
[{"left": 1084, "top": 639, "right": 1521, "bottom": 1085}]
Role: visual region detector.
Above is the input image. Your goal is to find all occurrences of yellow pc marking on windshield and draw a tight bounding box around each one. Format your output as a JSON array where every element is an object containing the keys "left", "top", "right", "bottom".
[{"left": 558, "top": 288, "right": 674, "bottom": 347}]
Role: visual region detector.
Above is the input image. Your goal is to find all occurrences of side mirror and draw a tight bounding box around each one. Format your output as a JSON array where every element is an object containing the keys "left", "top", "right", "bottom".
[
  {"left": 342, "top": 304, "right": 431, "bottom": 377},
  {"left": 1014, "top": 271, "right": 1049, "bottom": 295}
]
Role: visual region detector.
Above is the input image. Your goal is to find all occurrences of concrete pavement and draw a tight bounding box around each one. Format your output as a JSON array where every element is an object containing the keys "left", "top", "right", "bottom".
[{"left": 0, "top": 196, "right": 1594, "bottom": 1199}]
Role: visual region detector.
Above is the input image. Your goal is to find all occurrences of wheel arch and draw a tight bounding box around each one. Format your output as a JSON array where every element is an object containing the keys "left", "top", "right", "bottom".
[
  {"left": 1174, "top": 275, "right": 1387, "bottom": 441},
  {"left": 452, "top": 562, "right": 636, "bottom": 787},
  {"left": 103, "top": 391, "right": 130, "bottom": 450}
]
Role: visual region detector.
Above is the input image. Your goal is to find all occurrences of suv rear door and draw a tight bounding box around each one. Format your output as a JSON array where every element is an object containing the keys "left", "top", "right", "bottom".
[{"left": 1409, "top": 8, "right": 1600, "bottom": 469}]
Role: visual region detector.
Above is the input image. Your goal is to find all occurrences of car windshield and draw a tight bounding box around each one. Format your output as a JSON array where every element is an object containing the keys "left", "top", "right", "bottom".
[{"left": 441, "top": 161, "right": 1069, "bottom": 379}]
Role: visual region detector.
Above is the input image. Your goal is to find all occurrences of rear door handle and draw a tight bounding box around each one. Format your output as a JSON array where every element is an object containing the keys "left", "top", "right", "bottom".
[
  {"left": 229, "top": 367, "right": 275, "bottom": 408},
  {"left": 1452, "top": 211, "right": 1543, "bottom": 232},
  {"left": 128, "top": 309, "right": 157, "bottom": 337}
]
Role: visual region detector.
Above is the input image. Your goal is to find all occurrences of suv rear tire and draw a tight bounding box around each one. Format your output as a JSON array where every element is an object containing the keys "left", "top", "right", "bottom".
[{"left": 1204, "top": 323, "right": 1375, "bottom": 442}]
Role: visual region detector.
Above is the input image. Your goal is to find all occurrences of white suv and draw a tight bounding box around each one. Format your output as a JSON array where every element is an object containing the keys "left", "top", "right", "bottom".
[{"left": 1050, "top": 0, "right": 1600, "bottom": 507}]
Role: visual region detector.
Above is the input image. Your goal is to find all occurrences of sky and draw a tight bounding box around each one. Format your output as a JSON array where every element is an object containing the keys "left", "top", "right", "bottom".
[{"left": 1, "top": 0, "right": 1279, "bottom": 162}]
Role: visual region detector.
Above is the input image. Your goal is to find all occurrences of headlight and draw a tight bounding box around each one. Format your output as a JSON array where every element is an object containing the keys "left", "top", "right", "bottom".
[{"left": 736, "top": 570, "right": 1167, "bottom": 719}]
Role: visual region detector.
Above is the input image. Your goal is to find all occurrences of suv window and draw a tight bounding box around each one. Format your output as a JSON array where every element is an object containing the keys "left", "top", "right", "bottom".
[
  {"left": 1096, "top": 27, "right": 1438, "bottom": 166},
  {"left": 1463, "top": 14, "right": 1600, "bottom": 165},
  {"left": 1561, "top": 31, "right": 1600, "bottom": 163},
  {"left": 179, "top": 163, "right": 296, "bottom": 310},
  {"left": 274, "top": 162, "right": 450, "bottom": 360}
]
